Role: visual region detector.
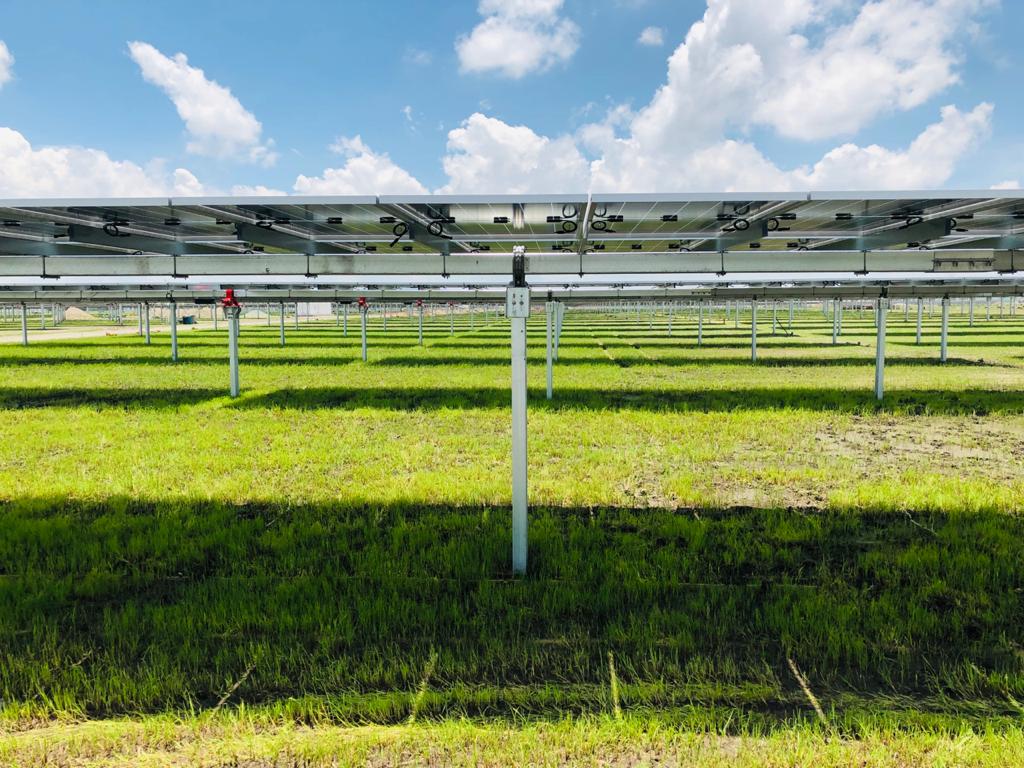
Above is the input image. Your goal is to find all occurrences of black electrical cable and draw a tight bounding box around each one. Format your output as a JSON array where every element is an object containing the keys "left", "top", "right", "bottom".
[{"left": 389, "top": 222, "right": 409, "bottom": 247}]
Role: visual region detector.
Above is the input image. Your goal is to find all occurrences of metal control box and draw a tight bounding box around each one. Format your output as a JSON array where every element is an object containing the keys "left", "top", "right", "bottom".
[{"left": 505, "top": 287, "right": 531, "bottom": 318}]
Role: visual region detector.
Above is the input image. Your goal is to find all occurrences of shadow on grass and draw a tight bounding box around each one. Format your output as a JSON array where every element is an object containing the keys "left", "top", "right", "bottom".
[
  {"left": 1, "top": 496, "right": 1023, "bottom": 726},
  {"left": 231, "top": 385, "right": 1024, "bottom": 414},
  {"left": 0, "top": 387, "right": 224, "bottom": 408},
  {"left": 1, "top": 383, "right": 1021, "bottom": 413},
  {"left": 0, "top": 354, "right": 995, "bottom": 368}
]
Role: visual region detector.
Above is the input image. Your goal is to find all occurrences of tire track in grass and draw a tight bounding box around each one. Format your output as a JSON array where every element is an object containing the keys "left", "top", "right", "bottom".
[{"left": 586, "top": 321, "right": 633, "bottom": 368}]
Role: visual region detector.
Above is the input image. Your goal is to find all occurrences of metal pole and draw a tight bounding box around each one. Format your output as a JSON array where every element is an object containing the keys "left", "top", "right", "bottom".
[
  {"left": 360, "top": 306, "right": 368, "bottom": 362},
  {"left": 137, "top": 304, "right": 144, "bottom": 336},
  {"left": 343, "top": 304, "right": 348, "bottom": 336},
  {"left": 418, "top": 303, "right": 424, "bottom": 346},
  {"left": 969, "top": 297, "right": 974, "bottom": 327},
  {"left": 940, "top": 297, "right": 949, "bottom": 363},
  {"left": 788, "top": 299, "right": 794, "bottom": 332},
  {"left": 449, "top": 304, "right": 455, "bottom": 335},
  {"left": 279, "top": 303, "right": 286, "bottom": 346},
  {"left": 228, "top": 306, "right": 241, "bottom": 398},
  {"left": 751, "top": 300, "right": 758, "bottom": 362},
  {"left": 668, "top": 303, "right": 673, "bottom": 336},
  {"left": 554, "top": 303, "right": 564, "bottom": 361},
  {"left": 170, "top": 301, "right": 178, "bottom": 362},
  {"left": 511, "top": 307, "right": 528, "bottom": 576},
  {"left": 545, "top": 300, "right": 554, "bottom": 400},
  {"left": 831, "top": 299, "right": 838, "bottom": 345},
  {"left": 916, "top": 298, "right": 923, "bottom": 344},
  {"left": 294, "top": 302, "right": 299, "bottom": 330},
  {"left": 697, "top": 302, "right": 703, "bottom": 346},
  {"left": 772, "top": 301, "right": 777, "bottom": 335},
  {"left": 875, "top": 298, "right": 886, "bottom": 402},
  {"left": 144, "top": 302, "right": 151, "bottom": 345},
  {"left": 20, "top": 302, "right": 27, "bottom": 346}
]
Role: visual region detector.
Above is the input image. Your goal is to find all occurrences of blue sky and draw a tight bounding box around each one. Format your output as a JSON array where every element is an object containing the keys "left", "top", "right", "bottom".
[{"left": 0, "top": 0, "right": 1021, "bottom": 196}]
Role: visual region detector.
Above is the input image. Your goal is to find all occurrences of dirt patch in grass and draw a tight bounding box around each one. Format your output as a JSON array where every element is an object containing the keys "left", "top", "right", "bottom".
[{"left": 814, "top": 415, "right": 1024, "bottom": 486}]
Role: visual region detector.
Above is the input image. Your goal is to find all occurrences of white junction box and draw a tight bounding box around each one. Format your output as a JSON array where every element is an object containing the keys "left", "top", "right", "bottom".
[{"left": 505, "top": 287, "right": 531, "bottom": 318}]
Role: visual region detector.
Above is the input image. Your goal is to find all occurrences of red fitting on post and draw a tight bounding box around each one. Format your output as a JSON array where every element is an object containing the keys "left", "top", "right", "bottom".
[
  {"left": 416, "top": 299, "right": 423, "bottom": 308},
  {"left": 357, "top": 296, "right": 368, "bottom": 310},
  {"left": 221, "top": 288, "right": 240, "bottom": 308}
]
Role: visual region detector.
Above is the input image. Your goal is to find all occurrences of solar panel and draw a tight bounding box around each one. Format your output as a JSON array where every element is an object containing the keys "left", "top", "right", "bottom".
[{"left": 0, "top": 192, "right": 1022, "bottom": 280}]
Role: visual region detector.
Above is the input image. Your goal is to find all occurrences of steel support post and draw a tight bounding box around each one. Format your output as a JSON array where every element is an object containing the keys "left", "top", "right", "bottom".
[
  {"left": 916, "top": 298, "right": 923, "bottom": 344},
  {"left": 360, "top": 306, "right": 368, "bottom": 362},
  {"left": 449, "top": 304, "right": 454, "bottom": 335},
  {"left": 969, "top": 297, "right": 974, "bottom": 327},
  {"left": 170, "top": 302, "right": 178, "bottom": 362},
  {"left": 554, "top": 303, "right": 564, "bottom": 361},
  {"left": 510, "top": 303, "right": 529, "bottom": 576},
  {"left": 698, "top": 302, "right": 704, "bottom": 346},
  {"left": 20, "top": 302, "right": 27, "bottom": 346},
  {"left": 336, "top": 304, "right": 341, "bottom": 327},
  {"left": 751, "top": 300, "right": 758, "bottom": 362},
  {"left": 831, "top": 300, "right": 838, "bottom": 345},
  {"left": 294, "top": 303, "right": 299, "bottom": 330},
  {"left": 545, "top": 300, "right": 554, "bottom": 400},
  {"left": 418, "top": 303, "right": 424, "bottom": 346},
  {"left": 144, "top": 302, "right": 151, "bottom": 345},
  {"left": 788, "top": 299, "right": 794, "bottom": 332},
  {"left": 875, "top": 298, "right": 887, "bottom": 402},
  {"left": 227, "top": 306, "right": 241, "bottom": 398},
  {"left": 137, "top": 304, "right": 143, "bottom": 336},
  {"left": 668, "top": 303, "right": 673, "bottom": 336},
  {"left": 279, "top": 303, "right": 286, "bottom": 346},
  {"left": 772, "top": 301, "right": 777, "bottom": 335},
  {"left": 343, "top": 304, "right": 348, "bottom": 336},
  {"left": 940, "top": 297, "right": 950, "bottom": 363}
]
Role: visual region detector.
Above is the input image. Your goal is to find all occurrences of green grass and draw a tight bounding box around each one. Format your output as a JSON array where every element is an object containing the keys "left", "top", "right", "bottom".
[{"left": 1, "top": 306, "right": 1024, "bottom": 761}]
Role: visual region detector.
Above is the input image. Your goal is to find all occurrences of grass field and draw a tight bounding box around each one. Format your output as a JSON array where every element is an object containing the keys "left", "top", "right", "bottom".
[{"left": 2, "top": 303, "right": 1023, "bottom": 765}]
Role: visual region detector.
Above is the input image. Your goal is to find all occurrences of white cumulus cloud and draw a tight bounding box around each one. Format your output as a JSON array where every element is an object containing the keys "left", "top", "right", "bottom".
[
  {"left": 128, "top": 41, "right": 276, "bottom": 166},
  {"left": 637, "top": 26, "right": 664, "bottom": 46},
  {"left": 440, "top": 113, "right": 590, "bottom": 193},
  {"left": 456, "top": 0, "right": 580, "bottom": 78},
  {"left": 0, "top": 127, "right": 207, "bottom": 197},
  {"left": 0, "top": 41, "right": 13, "bottom": 89},
  {"left": 293, "top": 136, "right": 427, "bottom": 195}
]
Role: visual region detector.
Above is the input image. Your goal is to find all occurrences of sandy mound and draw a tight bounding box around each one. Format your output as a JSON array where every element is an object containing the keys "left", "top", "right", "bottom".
[{"left": 64, "top": 306, "right": 97, "bottom": 321}]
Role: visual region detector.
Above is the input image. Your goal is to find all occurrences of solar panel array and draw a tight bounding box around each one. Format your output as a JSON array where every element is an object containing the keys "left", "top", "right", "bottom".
[{"left": 0, "top": 192, "right": 1022, "bottom": 281}]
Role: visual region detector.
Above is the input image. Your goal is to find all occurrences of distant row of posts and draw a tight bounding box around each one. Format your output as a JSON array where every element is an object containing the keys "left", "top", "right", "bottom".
[{"left": 5, "top": 295, "right": 1021, "bottom": 406}]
